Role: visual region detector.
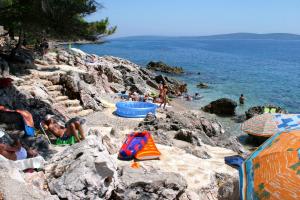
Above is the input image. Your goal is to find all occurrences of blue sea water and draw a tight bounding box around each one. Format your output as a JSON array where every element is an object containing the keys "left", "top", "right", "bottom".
[{"left": 74, "top": 36, "right": 300, "bottom": 114}]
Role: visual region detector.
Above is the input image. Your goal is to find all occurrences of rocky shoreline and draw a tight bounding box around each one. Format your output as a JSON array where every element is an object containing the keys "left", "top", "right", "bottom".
[{"left": 0, "top": 47, "right": 244, "bottom": 200}]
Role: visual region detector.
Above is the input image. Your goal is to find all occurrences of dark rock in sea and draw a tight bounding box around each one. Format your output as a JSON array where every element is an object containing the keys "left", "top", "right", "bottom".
[
  {"left": 202, "top": 98, "right": 238, "bottom": 116},
  {"left": 232, "top": 114, "right": 247, "bottom": 123},
  {"left": 245, "top": 105, "right": 288, "bottom": 119},
  {"left": 197, "top": 82, "right": 209, "bottom": 89},
  {"left": 197, "top": 72, "right": 201, "bottom": 75},
  {"left": 113, "top": 165, "right": 187, "bottom": 200},
  {"left": 147, "top": 61, "right": 184, "bottom": 74}
]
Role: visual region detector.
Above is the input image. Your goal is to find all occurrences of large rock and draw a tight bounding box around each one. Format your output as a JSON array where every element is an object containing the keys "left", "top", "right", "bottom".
[
  {"left": 112, "top": 166, "right": 188, "bottom": 200},
  {"left": 97, "top": 64, "right": 124, "bottom": 84},
  {"left": 139, "top": 111, "right": 225, "bottom": 146},
  {"left": 202, "top": 98, "right": 237, "bottom": 116},
  {"left": 147, "top": 61, "right": 184, "bottom": 74},
  {"left": 245, "top": 105, "right": 287, "bottom": 119},
  {"left": 60, "top": 71, "right": 103, "bottom": 111},
  {"left": 138, "top": 111, "right": 247, "bottom": 155},
  {"left": 217, "top": 173, "right": 239, "bottom": 200},
  {"left": 0, "top": 161, "right": 58, "bottom": 200},
  {"left": 124, "top": 71, "right": 148, "bottom": 94},
  {"left": 155, "top": 75, "right": 187, "bottom": 94},
  {"left": 45, "top": 135, "right": 118, "bottom": 200}
]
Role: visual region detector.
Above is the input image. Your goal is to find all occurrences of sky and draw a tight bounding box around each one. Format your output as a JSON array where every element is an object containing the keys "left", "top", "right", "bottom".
[{"left": 87, "top": 0, "right": 300, "bottom": 38}]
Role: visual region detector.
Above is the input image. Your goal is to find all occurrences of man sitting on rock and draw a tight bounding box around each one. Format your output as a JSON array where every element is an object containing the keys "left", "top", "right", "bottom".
[{"left": 42, "top": 115, "right": 86, "bottom": 143}]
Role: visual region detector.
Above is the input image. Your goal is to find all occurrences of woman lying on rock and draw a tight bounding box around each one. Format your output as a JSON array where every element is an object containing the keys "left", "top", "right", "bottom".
[{"left": 42, "top": 115, "right": 86, "bottom": 143}]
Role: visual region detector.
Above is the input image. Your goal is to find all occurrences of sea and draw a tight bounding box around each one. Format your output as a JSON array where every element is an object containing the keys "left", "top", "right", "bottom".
[{"left": 74, "top": 36, "right": 300, "bottom": 116}]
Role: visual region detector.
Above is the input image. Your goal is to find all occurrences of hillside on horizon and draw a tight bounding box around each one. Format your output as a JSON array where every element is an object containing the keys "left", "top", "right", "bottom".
[{"left": 116, "top": 33, "right": 300, "bottom": 40}]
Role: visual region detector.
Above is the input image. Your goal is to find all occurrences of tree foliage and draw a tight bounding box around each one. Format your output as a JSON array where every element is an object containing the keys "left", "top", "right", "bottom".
[{"left": 0, "top": 0, "right": 116, "bottom": 43}]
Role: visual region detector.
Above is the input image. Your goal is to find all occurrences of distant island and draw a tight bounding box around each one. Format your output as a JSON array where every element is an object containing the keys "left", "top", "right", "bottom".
[
  {"left": 118, "top": 33, "right": 300, "bottom": 40},
  {"left": 196, "top": 33, "right": 300, "bottom": 40}
]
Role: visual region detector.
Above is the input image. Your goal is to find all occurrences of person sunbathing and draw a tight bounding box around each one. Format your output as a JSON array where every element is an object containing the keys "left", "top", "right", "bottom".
[
  {"left": 42, "top": 115, "right": 86, "bottom": 143},
  {"left": 0, "top": 139, "right": 37, "bottom": 161}
]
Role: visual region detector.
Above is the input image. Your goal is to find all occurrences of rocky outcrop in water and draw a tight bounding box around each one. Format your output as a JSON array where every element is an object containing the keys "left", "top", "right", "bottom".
[
  {"left": 202, "top": 98, "right": 237, "bottom": 116},
  {"left": 147, "top": 61, "right": 184, "bottom": 74},
  {"left": 197, "top": 82, "right": 209, "bottom": 89},
  {"left": 245, "top": 105, "right": 287, "bottom": 119}
]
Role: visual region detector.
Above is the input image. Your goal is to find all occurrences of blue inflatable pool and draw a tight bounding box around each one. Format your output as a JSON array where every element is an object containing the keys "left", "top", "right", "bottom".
[{"left": 116, "top": 102, "right": 157, "bottom": 118}]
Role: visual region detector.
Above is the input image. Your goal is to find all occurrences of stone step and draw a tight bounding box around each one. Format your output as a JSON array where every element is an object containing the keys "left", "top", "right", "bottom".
[
  {"left": 67, "top": 106, "right": 83, "bottom": 113},
  {"left": 25, "top": 79, "right": 53, "bottom": 87},
  {"left": 36, "top": 73, "right": 61, "bottom": 80},
  {"left": 48, "top": 91, "right": 63, "bottom": 97},
  {"left": 72, "top": 109, "right": 94, "bottom": 117},
  {"left": 54, "top": 96, "right": 69, "bottom": 102},
  {"left": 53, "top": 99, "right": 81, "bottom": 107},
  {"left": 47, "top": 85, "right": 63, "bottom": 91},
  {"left": 39, "top": 79, "right": 53, "bottom": 87}
]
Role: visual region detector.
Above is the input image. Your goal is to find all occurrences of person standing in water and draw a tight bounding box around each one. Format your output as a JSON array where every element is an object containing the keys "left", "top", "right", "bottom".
[{"left": 239, "top": 94, "right": 245, "bottom": 105}]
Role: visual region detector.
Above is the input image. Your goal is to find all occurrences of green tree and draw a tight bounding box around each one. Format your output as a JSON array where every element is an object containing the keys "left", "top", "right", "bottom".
[{"left": 0, "top": 0, "right": 116, "bottom": 57}]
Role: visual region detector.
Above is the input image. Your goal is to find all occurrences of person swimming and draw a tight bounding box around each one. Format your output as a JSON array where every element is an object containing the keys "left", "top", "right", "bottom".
[{"left": 239, "top": 94, "right": 245, "bottom": 105}]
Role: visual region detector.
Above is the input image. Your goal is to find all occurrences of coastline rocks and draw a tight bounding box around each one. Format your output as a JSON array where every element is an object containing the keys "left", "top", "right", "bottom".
[
  {"left": 60, "top": 71, "right": 103, "bottom": 111},
  {"left": 216, "top": 173, "right": 239, "bottom": 200},
  {"left": 147, "top": 61, "right": 184, "bottom": 74},
  {"left": 197, "top": 82, "right": 209, "bottom": 89},
  {"left": 245, "top": 105, "right": 287, "bottom": 119},
  {"left": 0, "top": 161, "right": 58, "bottom": 200},
  {"left": 202, "top": 98, "right": 237, "bottom": 116},
  {"left": 139, "top": 111, "right": 224, "bottom": 147},
  {"left": 155, "top": 75, "right": 187, "bottom": 94},
  {"left": 138, "top": 111, "right": 247, "bottom": 155},
  {"left": 112, "top": 166, "right": 187, "bottom": 200},
  {"left": 45, "top": 135, "right": 118, "bottom": 200}
]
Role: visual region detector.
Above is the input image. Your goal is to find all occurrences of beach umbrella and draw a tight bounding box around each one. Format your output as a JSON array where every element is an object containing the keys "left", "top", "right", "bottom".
[
  {"left": 241, "top": 113, "right": 300, "bottom": 138},
  {"left": 240, "top": 129, "right": 300, "bottom": 200}
]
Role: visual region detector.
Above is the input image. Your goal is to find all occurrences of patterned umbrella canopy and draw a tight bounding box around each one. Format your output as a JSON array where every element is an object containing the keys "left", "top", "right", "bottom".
[
  {"left": 240, "top": 129, "right": 300, "bottom": 200},
  {"left": 241, "top": 113, "right": 300, "bottom": 138}
]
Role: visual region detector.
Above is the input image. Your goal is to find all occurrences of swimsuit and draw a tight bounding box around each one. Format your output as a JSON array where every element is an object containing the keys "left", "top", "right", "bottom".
[{"left": 16, "top": 147, "right": 27, "bottom": 160}]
